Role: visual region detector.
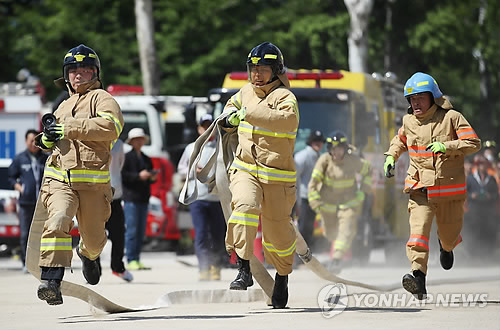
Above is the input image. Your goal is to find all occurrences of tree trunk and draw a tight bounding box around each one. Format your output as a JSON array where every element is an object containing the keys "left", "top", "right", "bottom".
[
  {"left": 135, "top": 0, "right": 159, "bottom": 95},
  {"left": 344, "top": 0, "right": 374, "bottom": 73}
]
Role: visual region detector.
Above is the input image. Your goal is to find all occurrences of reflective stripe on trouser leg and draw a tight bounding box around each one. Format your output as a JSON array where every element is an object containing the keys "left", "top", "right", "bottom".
[
  {"left": 226, "top": 170, "right": 262, "bottom": 260},
  {"left": 261, "top": 183, "right": 296, "bottom": 275},
  {"left": 332, "top": 206, "right": 360, "bottom": 259},
  {"left": 435, "top": 199, "right": 465, "bottom": 252},
  {"left": 406, "top": 190, "right": 433, "bottom": 275},
  {"left": 39, "top": 179, "right": 77, "bottom": 268},
  {"left": 77, "top": 186, "right": 113, "bottom": 260}
]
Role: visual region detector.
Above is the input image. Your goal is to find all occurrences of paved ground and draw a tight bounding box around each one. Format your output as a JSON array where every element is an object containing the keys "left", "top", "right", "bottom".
[{"left": 1, "top": 246, "right": 499, "bottom": 329}]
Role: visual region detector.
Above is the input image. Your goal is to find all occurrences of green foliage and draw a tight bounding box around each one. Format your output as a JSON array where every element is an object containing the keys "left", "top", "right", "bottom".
[{"left": 0, "top": 0, "right": 498, "bottom": 138}]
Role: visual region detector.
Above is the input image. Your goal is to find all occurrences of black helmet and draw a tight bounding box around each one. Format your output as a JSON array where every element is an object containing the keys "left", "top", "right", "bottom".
[
  {"left": 247, "top": 42, "right": 285, "bottom": 78},
  {"left": 63, "top": 44, "right": 101, "bottom": 82},
  {"left": 326, "top": 131, "right": 348, "bottom": 150},
  {"left": 307, "top": 130, "right": 326, "bottom": 146}
]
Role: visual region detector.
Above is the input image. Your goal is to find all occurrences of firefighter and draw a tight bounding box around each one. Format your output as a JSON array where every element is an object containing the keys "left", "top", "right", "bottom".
[
  {"left": 383, "top": 72, "right": 480, "bottom": 299},
  {"left": 34, "top": 44, "right": 124, "bottom": 305},
  {"left": 307, "top": 132, "right": 372, "bottom": 272},
  {"left": 224, "top": 42, "right": 299, "bottom": 309}
]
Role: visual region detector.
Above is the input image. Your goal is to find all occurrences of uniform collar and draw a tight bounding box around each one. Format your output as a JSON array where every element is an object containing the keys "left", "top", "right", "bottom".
[
  {"left": 252, "top": 79, "right": 282, "bottom": 98},
  {"left": 53, "top": 77, "right": 101, "bottom": 95}
]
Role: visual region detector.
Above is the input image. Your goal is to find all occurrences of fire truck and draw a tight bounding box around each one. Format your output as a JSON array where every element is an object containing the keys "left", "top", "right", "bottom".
[{"left": 208, "top": 70, "right": 410, "bottom": 263}]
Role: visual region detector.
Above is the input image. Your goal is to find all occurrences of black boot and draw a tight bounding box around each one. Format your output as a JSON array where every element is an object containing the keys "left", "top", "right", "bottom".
[
  {"left": 38, "top": 280, "right": 63, "bottom": 305},
  {"left": 77, "top": 249, "right": 101, "bottom": 285},
  {"left": 229, "top": 256, "right": 253, "bottom": 290},
  {"left": 402, "top": 270, "right": 427, "bottom": 300},
  {"left": 439, "top": 240, "right": 454, "bottom": 270},
  {"left": 272, "top": 273, "right": 288, "bottom": 309}
]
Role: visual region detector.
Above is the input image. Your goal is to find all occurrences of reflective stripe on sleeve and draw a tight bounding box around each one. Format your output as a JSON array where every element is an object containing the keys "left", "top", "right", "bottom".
[
  {"left": 40, "top": 237, "right": 73, "bottom": 251},
  {"left": 238, "top": 121, "right": 297, "bottom": 139},
  {"left": 456, "top": 128, "right": 478, "bottom": 140}
]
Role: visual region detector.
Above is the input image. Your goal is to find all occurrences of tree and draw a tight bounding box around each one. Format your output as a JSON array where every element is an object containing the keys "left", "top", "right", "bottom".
[
  {"left": 344, "top": 0, "right": 374, "bottom": 73},
  {"left": 135, "top": 0, "right": 159, "bottom": 95}
]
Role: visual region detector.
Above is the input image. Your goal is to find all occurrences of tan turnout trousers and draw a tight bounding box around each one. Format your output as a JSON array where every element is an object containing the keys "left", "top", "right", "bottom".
[
  {"left": 226, "top": 170, "right": 297, "bottom": 275},
  {"left": 407, "top": 189, "right": 464, "bottom": 274},
  {"left": 320, "top": 205, "right": 361, "bottom": 259},
  {"left": 39, "top": 178, "right": 112, "bottom": 267}
]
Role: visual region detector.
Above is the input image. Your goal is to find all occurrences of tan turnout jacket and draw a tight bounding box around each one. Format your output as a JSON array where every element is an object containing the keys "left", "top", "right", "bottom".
[{"left": 385, "top": 97, "right": 480, "bottom": 201}]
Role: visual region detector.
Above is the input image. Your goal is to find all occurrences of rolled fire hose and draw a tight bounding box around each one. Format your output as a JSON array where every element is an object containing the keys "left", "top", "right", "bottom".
[{"left": 178, "top": 113, "right": 393, "bottom": 296}]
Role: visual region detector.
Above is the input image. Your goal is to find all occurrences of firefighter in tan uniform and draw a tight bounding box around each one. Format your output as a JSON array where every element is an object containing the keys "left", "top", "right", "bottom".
[
  {"left": 384, "top": 72, "right": 480, "bottom": 299},
  {"left": 224, "top": 42, "right": 298, "bottom": 309},
  {"left": 34, "top": 44, "right": 124, "bottom": 305},
  {"left": 308, "top": 132, "right": 372, "bottom": 272}
]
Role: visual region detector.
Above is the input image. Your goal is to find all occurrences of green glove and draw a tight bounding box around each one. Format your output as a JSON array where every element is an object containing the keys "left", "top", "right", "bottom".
[
  {"left": 228, "top": 112, "right": 240, "bottom": 126},
  {"left": 384, "top": 155, "right": 395, "bottom": 178},
  {"left": 227, "top": 107, "right": 246, "bottom": 127},
  {"left": 47, "top": 123, "right": 64, "bottom": 140},
  {"left": 237, "top": 107, "right": 246, "bottom": 121},
  {"left": 426, "top": 142, "right": 446, "bottom": 154},
  {"left": 41, "top": 134, "right": 55, "bottom": 148}
]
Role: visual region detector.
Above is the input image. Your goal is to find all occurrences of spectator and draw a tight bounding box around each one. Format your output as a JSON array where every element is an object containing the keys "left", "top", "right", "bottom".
[
  {"left": 8, "top": 129, "right": 48, "bottom": 272},
  {"left": 177, "top": 114, "right": 227, "bottom": 281},
  {"left": 122, "top": 128, "right": 156, "bottom": 271},
  {"left": 294, "top": 130, "right": 325, "bottom": 251},
  {"left": 101, "top": 138, "right": 133, "bottom": 282},
  {"left": 464, "top": 155, "right": 499, "bottom": 258}
]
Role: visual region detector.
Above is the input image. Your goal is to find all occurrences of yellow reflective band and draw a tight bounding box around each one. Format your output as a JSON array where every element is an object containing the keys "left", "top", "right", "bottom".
[
  {"left": 406, "top": 87, "right": 413, "bottom": 93},
  {"left": 251, "top": 57, "right": 261, "bottom": 64},
  {"left": 231, "top": 159, "right": 296, "bottom": 182},
  {"left": 41, "top": 238, "right": 72, "bottom": 243},
  {"left": 232, "top": 212, "right": 259, "bottom": 220},
  {"left": 65, "top": 53, "right": 73, "bottom": 58},
  {"left": 45, "top": 165, "right": 110, "bottom": 184},
  {"left": 360, "top": 161, "right": 370, "bottom": 176},
  {"left": 308, "top": 191, "right": 321, "bottom": 201},
  {"left": 324, "top": 178, "right": 355, "bottom": 189},
  {"left": 238, "top": 122, "right": 296, "bottom": 139},
  {"left": 228, "top": 211, "right": 260, "bottom": 227},
  {"left": 40, "top": 237, "right": 73, "bottom": 251},
  {"left": 74, "top": 54, "right": 86, "bottom": 62},
  {"left": 280, "top": 99, "right": 299, "bottom": 121},
  {"left": 97, "top": 112, "right": 123, "bottom": 136},
  {"left": 89, "top": 54, "right": 97, "bottom": 58},
  {"left": 231, "top": 92, "right": 242, "bottom": 110},
  {"left": 312, "top": 169, "right": 324, "bottom": 181},
  {"left": 334, "top": 240, "right": 348, "bottom": 250},
  {"left": 320, "top": 203, "right": 337, "bottom": 213},
  {"left": 262, "top": 239, "right": 296, "bottom": 257},
  {"left": 363, "top": 177, "right": 372, "bottom": 185},
  {"left": 416, "top": 81, "right": 429, "bottom": 87},
  {"left": 264, "top": 54, "right": 277, "bottom": 59},
  {"left": 40, "top": 246, "right": 73, "bottom": 251}
]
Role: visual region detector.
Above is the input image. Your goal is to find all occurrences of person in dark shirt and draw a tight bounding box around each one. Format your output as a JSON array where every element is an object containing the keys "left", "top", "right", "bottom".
[
  {"left": 7, "top": 129, "right": 48, "bottom": 271},
  {"left": 121, "top": 128, "right": 157, "bottom": 270}
]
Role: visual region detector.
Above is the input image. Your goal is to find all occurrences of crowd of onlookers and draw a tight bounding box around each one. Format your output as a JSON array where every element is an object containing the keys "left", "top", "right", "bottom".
[{"left": 463, "top": 141, "right": 500, "bottom": 259}]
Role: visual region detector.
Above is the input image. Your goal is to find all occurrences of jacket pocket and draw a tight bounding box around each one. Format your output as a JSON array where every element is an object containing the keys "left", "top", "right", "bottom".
[{"left": 79, "top": 142, "right": 109, "bottom": 169}]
